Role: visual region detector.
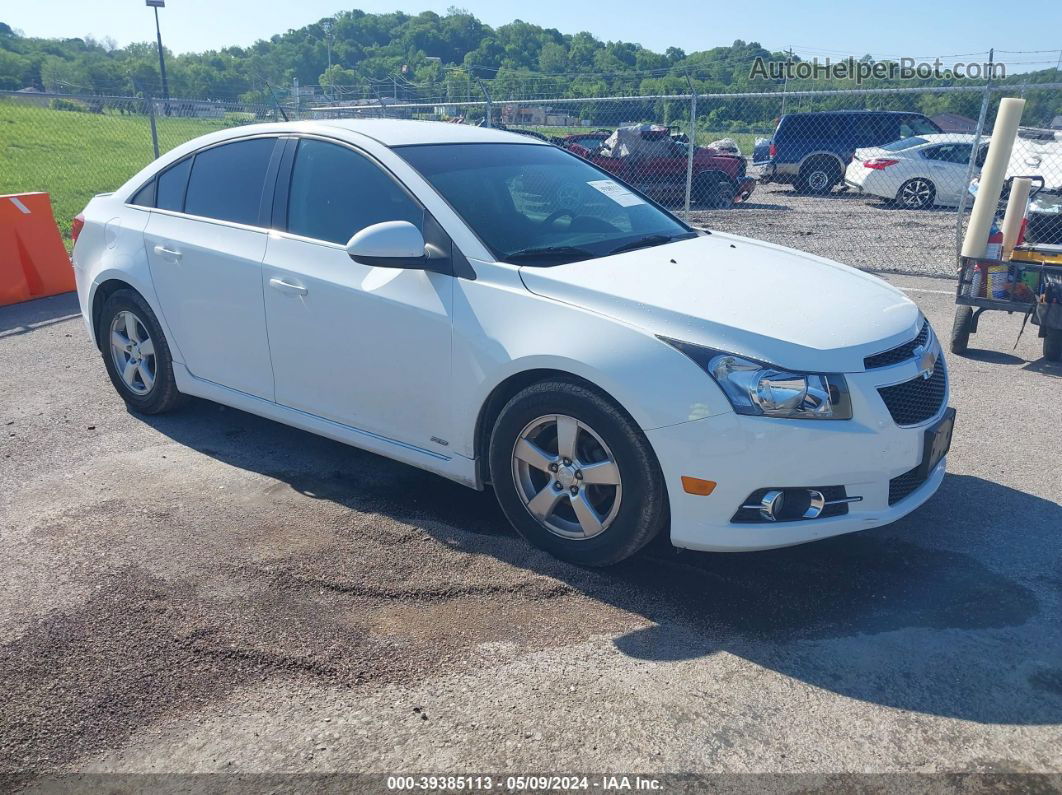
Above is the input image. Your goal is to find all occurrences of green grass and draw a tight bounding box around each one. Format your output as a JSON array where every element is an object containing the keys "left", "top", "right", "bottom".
[
  {"left": 0, "top": 102, "right": 772, "bottom": 250},
  {"left": 0, "top": 99, "right": 241, "bottom": 247}
]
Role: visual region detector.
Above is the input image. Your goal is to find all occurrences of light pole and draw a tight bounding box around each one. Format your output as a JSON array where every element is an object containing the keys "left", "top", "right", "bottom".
[
  {"left": 322, "top": 18, "right": 333, "bottom": 102},
  {"left": 145, "top": 0, "right": 170, "bottom": 115}
]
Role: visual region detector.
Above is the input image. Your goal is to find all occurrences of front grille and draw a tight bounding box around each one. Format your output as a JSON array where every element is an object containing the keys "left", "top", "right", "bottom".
[
  {"left": 889, "top": 466, "right": 926, "bottom": 505},
  {"left": 864, "top": 322, "right": 929, "bottom": 369},
  {"left": 877, "top": 362, "right": 947, "bottom": 426}
]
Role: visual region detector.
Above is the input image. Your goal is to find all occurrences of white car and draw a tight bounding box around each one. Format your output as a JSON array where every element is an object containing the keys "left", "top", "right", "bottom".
[
  {"left": 845, "top": 133, "right": 989, "bottom": 209},
  {"left": 72, "top": 120, "right": 953, "bottom": 566}
]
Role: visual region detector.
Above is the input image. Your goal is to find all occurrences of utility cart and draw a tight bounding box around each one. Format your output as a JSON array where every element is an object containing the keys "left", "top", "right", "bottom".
[{"left": 950, "top": 245, "right": 1062, "bottom": 361}]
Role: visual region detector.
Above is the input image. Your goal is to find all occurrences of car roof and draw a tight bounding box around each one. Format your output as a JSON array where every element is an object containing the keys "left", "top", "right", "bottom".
[
  {"left": 909, "top": 133, "right": 978, "bottom": 145},
  {"left": 297, "top": 118, "right": 548, "bottom": 147},
  {"left": 783, "top": 110, "right": 925, "bottom": 118}
]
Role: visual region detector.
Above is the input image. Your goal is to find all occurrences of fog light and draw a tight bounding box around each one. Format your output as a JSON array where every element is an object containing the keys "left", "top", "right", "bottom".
[
  {"left": 758, "top": 489, "right": 785, "bottom": 521},
  {"left": 738, "top": 487, "right": 857, "bottom": 523},
  {"left": 803, "top": 490, "right": 825, "bottom": 519}
]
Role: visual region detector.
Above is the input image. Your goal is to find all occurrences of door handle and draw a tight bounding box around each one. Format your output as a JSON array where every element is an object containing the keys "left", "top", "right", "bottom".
[
  {"left": 269, "top": 277, "right": 308, "bottom": 296},
  {"left": 153, "top": 244, "right": 182, "bottom": 261}
]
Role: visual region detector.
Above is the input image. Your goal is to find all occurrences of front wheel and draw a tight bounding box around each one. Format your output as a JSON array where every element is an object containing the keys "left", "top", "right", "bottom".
[
  {"left": 99, "top": 289, "right": 186, "bottom": 414},
  {"left": 489, "top": 380, "right": 668, "bottom": 566}
]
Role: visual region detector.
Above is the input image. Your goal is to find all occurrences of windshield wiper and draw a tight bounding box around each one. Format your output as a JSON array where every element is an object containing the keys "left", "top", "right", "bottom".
[
  {"left": 608, "top": 233, "right": 689, "bottom": 255},
  {"left": 503, "top": 245, "right": 596, "bottom": 264}
]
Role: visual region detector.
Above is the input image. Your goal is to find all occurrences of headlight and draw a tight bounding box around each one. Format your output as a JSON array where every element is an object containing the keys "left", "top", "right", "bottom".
[{"left": 661, "top": 338, "right": 852, "bottom": 420}]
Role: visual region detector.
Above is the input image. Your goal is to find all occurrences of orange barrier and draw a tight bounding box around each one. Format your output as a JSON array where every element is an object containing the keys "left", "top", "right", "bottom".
[{"left": 0, "top": 192, "right": 76, "bottom": 306}]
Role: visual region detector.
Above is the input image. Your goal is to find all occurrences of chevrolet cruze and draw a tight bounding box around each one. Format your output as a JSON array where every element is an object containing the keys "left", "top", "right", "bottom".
[{"left": 72, "top": 120, "right": 954, "bottom": 566}]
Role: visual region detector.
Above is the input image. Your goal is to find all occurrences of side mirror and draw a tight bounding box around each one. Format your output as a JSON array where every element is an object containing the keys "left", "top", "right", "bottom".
[{"left": 346, "top": 221, "right": 426, "bottom": 268}]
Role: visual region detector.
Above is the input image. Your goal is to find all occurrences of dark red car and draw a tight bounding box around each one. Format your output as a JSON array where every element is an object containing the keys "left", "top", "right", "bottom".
[{"left": 559, "top": 125, "right": 755, "bottom": 208}]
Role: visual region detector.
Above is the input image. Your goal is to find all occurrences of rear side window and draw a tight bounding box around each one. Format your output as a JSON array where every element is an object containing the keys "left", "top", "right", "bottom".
[
  {"left": 924, "top": 143, "right": 972, "bottom": 164},
  {"left": 286, "top": 139, "right": 422, "bottom": 245},
  {"left": 183, "top": 138, "right": 276, "bottom": 226},
  {"left": 782, "top": 115, "right": 842, "bottom": 139},
  {"left": 853, "top": 114, "right": 896, "bottom": 141},
  {"left": 156, "top": 157, "right": 192, "bottom": 212}
]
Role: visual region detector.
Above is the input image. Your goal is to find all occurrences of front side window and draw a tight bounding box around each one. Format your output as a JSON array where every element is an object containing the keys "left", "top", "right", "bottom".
[
  {"left": 183, "top": 138, "right": 276, "bottom": 225},
  {"left": 397, "top": 143, "right": 694, "bottom": 266},
  {"left": 286, "top": 139, "right": 423, "bottom": 245}
]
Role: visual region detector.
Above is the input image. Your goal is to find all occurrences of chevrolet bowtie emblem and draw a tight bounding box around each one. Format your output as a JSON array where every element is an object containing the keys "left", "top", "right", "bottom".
[{"left": 913, "top": 345, "right": 937, "bottom": 380}]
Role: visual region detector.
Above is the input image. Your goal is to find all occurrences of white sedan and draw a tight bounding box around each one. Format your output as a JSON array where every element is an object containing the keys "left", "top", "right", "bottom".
[
  {"left": 845, "top": 133, "right": 987, "bottom": 209},
  {"left": 72, "top": 120, "right": 953, "bottom": 565}
]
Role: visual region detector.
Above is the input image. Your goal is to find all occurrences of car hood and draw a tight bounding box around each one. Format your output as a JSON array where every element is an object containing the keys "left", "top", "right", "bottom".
[{"left": 518, "top": 232, "right": 920, "bottom": 373}]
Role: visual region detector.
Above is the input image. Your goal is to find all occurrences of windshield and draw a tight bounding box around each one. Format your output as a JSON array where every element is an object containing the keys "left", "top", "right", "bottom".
[{"left": 396, "top": 142, "right": 696, "bottom": 265}]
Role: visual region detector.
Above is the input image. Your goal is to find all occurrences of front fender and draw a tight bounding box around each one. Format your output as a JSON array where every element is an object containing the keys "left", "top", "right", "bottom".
[{"left": 450, "top": 266, "right": 732, "bottom": 459}]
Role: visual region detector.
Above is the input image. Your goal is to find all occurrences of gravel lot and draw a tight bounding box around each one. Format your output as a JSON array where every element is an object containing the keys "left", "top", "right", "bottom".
[
  {"left": 691, "top": 181, "right": 961, "bottom": 278},
  {"left": 1, "top": 275, "right": 1060, "bottom": 787}
]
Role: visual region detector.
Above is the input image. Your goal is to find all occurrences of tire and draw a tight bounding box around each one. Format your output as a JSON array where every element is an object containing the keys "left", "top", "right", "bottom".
[
  {"left": 950, "top": 305, "right": 973, "bottom": 355},
  {"left": 1045, "top": 328, "right": 1062, "bottom": 362},
  {"left": 99, "top": 289, "right": 186, "bottom": 414},
  {"left": 795, "top": 158, "right": 841, "bottom": 195},
  {"left": 489, "top": 380, "right": 668, "bottom": 567},
  {"left": 896, "top": 177, "right": 936, "bottom": 210},
  {"left": 692, "top": 171, "right": 735, "bottom": 209}
]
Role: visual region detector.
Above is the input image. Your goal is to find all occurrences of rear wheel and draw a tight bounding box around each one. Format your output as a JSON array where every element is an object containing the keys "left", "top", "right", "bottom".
[
  {"left": 489, "top": 380, "right": 668, "bottom": 566},
  {"left": 896, "top": 178, "right": 936, "bottom": 210},
  {"left": 950, "top": 305, "right": 973, "bottom": 355},
  {"left": 99, "top": 289, "right": 186, "bottom": 414},
  {"left": 795, "top": 158, "right": 841, "bottom": 194},
  {"left": 1045, "top": 328, "right": 1062, "bottom": 362}
]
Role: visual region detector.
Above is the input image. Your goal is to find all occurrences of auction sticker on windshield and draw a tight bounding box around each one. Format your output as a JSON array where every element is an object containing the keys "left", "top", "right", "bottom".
[{"left": 587, "top": 179, "right": 645, "bottom": 207}]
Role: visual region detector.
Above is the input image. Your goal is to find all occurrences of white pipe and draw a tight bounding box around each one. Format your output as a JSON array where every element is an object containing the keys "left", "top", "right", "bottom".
[
  {"left": 961, "top": 97, "right": 1025, "bottom": 259},
  {"left": 1000, "top": 176, "right": 1032, "bottom": 259}
]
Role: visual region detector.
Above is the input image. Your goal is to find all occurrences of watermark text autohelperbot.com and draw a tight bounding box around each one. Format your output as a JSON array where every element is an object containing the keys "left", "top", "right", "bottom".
[{"left": 750, "top": 56, "right": 1006, "bottom": 84}]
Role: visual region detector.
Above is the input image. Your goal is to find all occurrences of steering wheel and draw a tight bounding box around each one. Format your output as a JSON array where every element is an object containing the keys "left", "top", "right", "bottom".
[{"left": 541, "top": 209, "right": 576, "bottom": 227}]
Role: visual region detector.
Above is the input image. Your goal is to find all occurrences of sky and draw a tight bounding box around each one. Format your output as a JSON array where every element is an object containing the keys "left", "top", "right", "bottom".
[{"left": 5, "top": 0, "right": 1062, "bottom": 75}]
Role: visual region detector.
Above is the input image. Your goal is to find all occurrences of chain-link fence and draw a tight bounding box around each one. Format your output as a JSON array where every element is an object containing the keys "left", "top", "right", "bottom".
[{"left": 2, "top": 83, "right": 1060, "bottom": 274}]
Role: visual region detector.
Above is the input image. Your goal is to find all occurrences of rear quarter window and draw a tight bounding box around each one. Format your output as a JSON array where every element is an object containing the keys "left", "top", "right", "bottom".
[
  {"left": 156, "top": 157, "right": 192, "bottom": 212},
  {"left": 129, "top": 179, "right": 156, "bottom": 208}
]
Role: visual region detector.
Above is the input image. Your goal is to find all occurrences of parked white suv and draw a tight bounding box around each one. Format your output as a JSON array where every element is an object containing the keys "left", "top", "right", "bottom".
[{"left": 72, "top": 120, "right": 953, "bottom": 566}]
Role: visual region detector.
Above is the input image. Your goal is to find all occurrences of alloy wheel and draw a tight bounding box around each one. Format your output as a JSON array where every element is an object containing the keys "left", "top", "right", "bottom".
[
  {"left": 900, "top": 179, "right": 933, "bottom": 209},
  {"left": 109, "top": 310, "right": 156, "bottom": 396},
  {"left": 511, "top": 414, "right": 622, "bottom": 540}
]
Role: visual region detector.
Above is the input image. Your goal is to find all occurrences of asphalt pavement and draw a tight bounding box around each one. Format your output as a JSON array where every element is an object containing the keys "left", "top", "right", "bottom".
[{"left": 0, "top": 274, "right": 1060, "bottom": 783}]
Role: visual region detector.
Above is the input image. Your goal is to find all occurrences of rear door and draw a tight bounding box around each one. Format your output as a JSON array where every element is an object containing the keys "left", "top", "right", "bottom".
[
  {"left": 143, "top": 136, "right": 282, "bottom": 400},
  {"left": 921, "top": 142, "right": 974, "bottom": 205}
]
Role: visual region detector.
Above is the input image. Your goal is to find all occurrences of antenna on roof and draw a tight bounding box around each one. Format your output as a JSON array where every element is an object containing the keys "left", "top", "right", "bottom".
[{"left": 264, "top": 78, "right": 289, "bottom": 122}]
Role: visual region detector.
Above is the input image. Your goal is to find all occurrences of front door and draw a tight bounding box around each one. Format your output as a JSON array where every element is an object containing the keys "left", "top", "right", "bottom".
[{"left": 262, "top": 138, "right": 453, "bottom": 450}]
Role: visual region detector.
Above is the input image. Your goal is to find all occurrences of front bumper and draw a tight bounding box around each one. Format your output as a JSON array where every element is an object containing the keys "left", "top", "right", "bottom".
[{"left": 646, "top": 358, "right": 950, "bottom": 551}]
